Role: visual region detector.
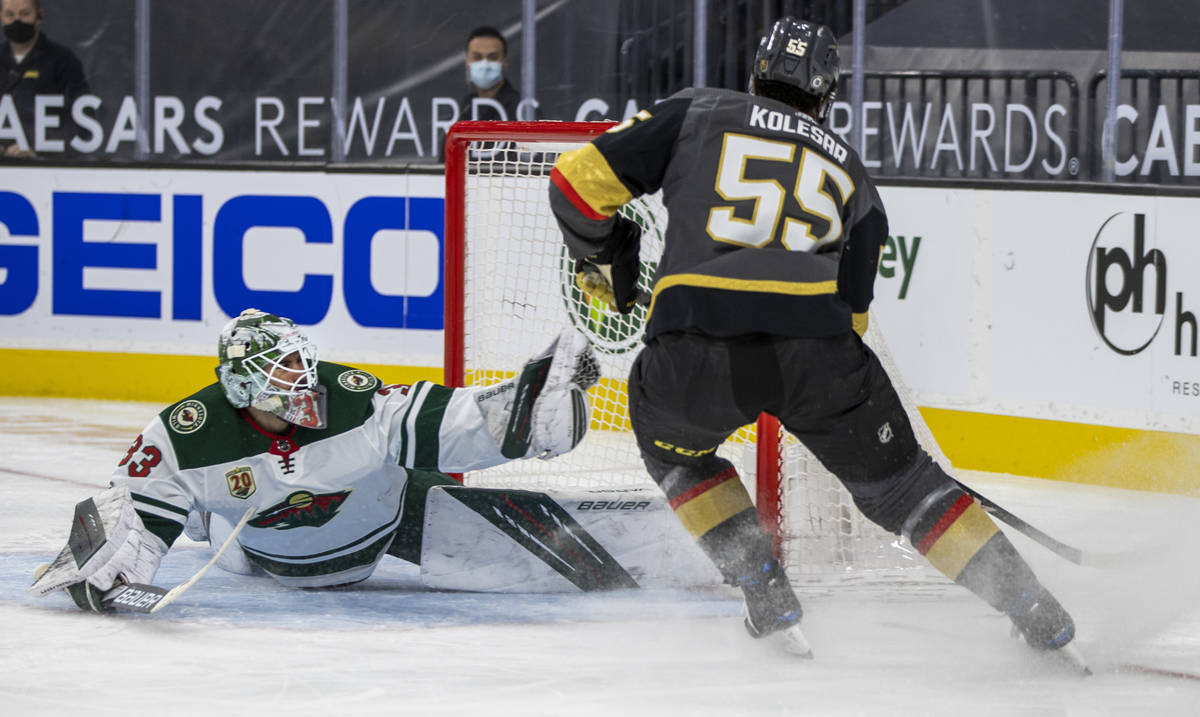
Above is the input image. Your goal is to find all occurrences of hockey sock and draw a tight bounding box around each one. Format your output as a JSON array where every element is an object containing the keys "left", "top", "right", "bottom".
[
  {"left": 905, "top": 485, "right": 1075, "bottom": 649},
  {"left": 655, "top": 461, "right": 803, "bottom": 636}
]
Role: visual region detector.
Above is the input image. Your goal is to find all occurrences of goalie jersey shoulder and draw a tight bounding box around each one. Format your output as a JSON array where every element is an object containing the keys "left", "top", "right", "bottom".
[
  {"left": 153, "top": 363, "right": 382, "bottom": 470},
  {"left": 313, "top": 361, "right": 381, "bottom": 434},
  {"left": 154, "top": 383, "right": 245, "bottom": 470}
]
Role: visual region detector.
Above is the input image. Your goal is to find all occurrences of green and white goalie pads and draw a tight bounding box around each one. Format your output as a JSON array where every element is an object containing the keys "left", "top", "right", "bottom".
[
  {"left": 28, "top": 485, "right": 167, "bottom": 609},
  {"left": 477, "top": 328, "right": 600, "bottom": 460},
  {"left": 420, "top": 486, "right": 723, "bottom": 592}
]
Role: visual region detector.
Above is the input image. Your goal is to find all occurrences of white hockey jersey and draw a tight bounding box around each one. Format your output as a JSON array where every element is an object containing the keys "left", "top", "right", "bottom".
[{"left": 110, "top": 363, "right": 509, "bottom": 587}]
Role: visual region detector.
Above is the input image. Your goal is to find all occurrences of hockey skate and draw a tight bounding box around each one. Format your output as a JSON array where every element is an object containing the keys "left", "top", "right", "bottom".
[
  {"left": 1008, "top": 588, "right": 1090, "bottom": 675},
  {"left": 737, "top": 558, "right": 813, "bottom": 658}
]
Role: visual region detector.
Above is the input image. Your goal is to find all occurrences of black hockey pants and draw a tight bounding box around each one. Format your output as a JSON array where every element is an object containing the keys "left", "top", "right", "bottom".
[{"left": 627, "top": 330, "right": 931, "bottom": 531}]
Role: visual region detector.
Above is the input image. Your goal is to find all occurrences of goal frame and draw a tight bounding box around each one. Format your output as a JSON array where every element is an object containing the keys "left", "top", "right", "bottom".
[{"left": 442, "top": 120, "right": 787, "bottom": 544}]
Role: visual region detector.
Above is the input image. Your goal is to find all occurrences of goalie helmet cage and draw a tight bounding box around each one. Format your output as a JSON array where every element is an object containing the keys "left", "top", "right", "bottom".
[{"left": 444, "top": 121, "right": 933, "bottom": 587}]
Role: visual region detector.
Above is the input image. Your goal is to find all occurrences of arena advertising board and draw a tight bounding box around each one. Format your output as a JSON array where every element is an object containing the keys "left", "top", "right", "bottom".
[
  {"left": 873, "top": 185, "right": 1199, "bottom": 437},
  {"left": 1, "top": 166, "right": 1197, "bottom": 487},
  {"left": 0, "top": 166, "right": 446, "bottom": 368}
]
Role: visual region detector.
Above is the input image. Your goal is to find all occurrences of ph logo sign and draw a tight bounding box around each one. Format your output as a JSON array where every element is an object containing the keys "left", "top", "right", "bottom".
[{"left": 1085, "top": 212, "right": 1168, "bottom": 355}]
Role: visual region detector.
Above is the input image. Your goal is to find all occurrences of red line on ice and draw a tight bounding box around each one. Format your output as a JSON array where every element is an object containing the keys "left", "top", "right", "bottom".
[
  {"left": 0, "top": 466, "right": 104, "bottom": 489},
  {"left": 1120, "top": 663, "right": 1200, "bottom": 682}
]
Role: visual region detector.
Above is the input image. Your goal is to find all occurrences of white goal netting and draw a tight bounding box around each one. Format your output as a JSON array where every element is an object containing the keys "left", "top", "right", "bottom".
[{"left": 446, "top": 125, "right": 938, "bottom": 588}]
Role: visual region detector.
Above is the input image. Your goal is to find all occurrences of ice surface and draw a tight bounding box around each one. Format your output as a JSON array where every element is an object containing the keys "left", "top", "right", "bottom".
[{"left": 1, "top": 397, "right": 1198, "bottom": 716}]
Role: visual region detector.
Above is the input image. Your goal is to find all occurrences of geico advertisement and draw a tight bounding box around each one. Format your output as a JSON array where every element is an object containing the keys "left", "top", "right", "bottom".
[
  {"left": 877, "top": 185, "right": 1200, "bottom": 434},
  {"left": 0, "top": 167, "right": 445, "bottom": 366}
]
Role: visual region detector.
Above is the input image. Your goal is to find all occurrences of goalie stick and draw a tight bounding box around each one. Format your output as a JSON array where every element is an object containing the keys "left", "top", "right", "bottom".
[{"left": 35, "top": 505, "right": 254, "bottom": 614}]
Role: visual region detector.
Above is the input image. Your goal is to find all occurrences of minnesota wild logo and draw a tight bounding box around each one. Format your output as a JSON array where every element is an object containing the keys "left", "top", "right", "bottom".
[
  {"left": 168, "top": 400, "right": 207, "bottom": 434},
  {"left": 250, "top": 489, "right": 351, "bottom": 530},
  {"left": 337, "top": 370, "right": 378, "bottom": 392},
  {"left": 559, "top": 200, "right": 665, "bottom": 355}
]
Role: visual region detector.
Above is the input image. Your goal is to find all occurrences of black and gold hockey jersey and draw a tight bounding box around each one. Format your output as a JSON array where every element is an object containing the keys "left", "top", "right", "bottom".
[{"left": 549, "top": 87, "right": 888, "bottom": 340}]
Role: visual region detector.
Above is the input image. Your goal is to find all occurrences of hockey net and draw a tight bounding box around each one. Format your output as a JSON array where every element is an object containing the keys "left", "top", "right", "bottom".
[{"left": 444, "top": 121, "right": 936, "bottom": 587}]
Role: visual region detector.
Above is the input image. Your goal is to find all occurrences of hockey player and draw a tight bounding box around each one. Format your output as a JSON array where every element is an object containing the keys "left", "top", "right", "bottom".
[
  {"left": 29, "top": 308, "right": 599, "bottom": 610},
  {"left": 548, "top": 17, "right": 1079, "bottom": 660}
]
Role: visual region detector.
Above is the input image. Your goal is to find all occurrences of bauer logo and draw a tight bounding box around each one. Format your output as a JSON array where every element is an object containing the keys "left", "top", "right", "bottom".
[{"left": 1085, "top": 212, "right": 1167, "bottom": 355}]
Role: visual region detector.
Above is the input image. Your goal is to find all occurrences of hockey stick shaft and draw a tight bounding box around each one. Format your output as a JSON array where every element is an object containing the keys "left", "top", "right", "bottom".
[
  {"left": 954, "top": 481, "right": 1084, "bottom": 564},
  {"left": 147, "top": 505, "right": 254, "bottom": 612},
  {"left": 955, "top": 480, "right": 1132, "bottom": 568},
  {"left": 98, "top": 505, "right": 255, "bottom": 613}
]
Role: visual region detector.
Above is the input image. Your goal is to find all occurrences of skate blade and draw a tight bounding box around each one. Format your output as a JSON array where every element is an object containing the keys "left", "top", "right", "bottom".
[
  {"left": 1009, "top": 624, "right": 1090, "bottom": 675},
  {"left": 1053, "top": 643, "right": 1092, "bottom": 676},
  {"left": 773, "top": 624, "right": 814, "bottom": 659}
]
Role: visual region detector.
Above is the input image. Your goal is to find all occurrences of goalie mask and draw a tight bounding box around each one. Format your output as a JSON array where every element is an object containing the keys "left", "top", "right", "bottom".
[
  {"left": 216, "top": 309, "right": 326, "bottom": 428},
  {"left": 751, "top": 17, "right": 840, "bottom": 123}
]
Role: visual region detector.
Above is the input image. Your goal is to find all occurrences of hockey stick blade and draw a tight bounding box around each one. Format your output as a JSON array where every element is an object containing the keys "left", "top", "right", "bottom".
[
  {"left": 98, "top": 505, "right": 255, "bottom": 614},
  {"left": 955, "top": 481, "right": 1138, "bottom": 568},
  {"left": 100, "top": 582, "right": 170, "bottom": 613}
]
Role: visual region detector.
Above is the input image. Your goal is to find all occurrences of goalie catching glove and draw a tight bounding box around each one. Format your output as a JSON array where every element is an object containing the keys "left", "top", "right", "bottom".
[
  {"left": 477, "top": 328, "right": 600, "bottom": 460},
  {"left": 28, "top": 485, "right": 167, "bottom": 613},
  {"left": 575, "top": 215, "right": 642, "bottom": 314}
]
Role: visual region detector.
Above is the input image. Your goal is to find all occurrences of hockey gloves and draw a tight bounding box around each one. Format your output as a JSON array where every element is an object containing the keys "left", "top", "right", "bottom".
[
  {"left": 476, "top": 328, "right": 599, "bottom": 461},
  {"left": 28, "top": 486, "right": 167, "bottom": 613},
  {"left": 575, "top": 215, "right": 641, "bottom": 314}
]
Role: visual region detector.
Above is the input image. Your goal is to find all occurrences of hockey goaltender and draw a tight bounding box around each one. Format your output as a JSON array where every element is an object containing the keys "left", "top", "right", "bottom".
[{"left": 27, "top": 308, "right": 682, "bottom": 613}]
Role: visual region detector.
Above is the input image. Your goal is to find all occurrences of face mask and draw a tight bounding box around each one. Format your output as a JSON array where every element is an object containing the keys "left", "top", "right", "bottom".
[
  {"left": 468, "top": 60, "right": 503, "bottom": 90},
  {"left": 3, "top": 20, "right": 36, "bottom": 44}
]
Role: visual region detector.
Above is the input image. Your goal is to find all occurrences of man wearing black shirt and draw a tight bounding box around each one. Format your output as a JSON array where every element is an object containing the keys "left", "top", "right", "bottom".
[
  {"left": 458, "top": 25, "right": 523, "bottom": 122},
  {"left": 1, "top": 0, "right": 88, "bottom": 157}
]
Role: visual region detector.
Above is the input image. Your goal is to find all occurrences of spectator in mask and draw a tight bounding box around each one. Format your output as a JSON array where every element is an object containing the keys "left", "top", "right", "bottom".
[
  {"left": 1, "top": 0, "right": 89, "bottom": 158},
  {"left": 458, "top": 25, "right": 525, "bottom": 122}
]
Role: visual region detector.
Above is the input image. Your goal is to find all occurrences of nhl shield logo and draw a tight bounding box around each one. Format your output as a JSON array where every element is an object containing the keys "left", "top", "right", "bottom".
[
  {"left": 337, "top": 370, "right": 378, "bottom": 392},
  {"left": 168, "top": 400, "right": 207, "bottom": 434},
  {"left": 225, "top": 465, "right": 256, "bottom": 499}
]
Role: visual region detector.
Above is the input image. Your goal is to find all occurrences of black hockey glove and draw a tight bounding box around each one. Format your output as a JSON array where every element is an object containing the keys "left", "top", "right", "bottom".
[{"left": 574, "top": 215, "right": 641, "bottom": 314}]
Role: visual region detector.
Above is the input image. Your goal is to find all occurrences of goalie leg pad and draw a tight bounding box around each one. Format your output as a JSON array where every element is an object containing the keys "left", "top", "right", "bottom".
[{"left": 420, "top": 486, "right": 638, "bottom": 592}]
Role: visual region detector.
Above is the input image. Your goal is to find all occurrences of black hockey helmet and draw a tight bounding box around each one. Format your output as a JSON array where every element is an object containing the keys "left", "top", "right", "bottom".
[{"left": 751, "top": 17, "right": 839, "bottom": 122}]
